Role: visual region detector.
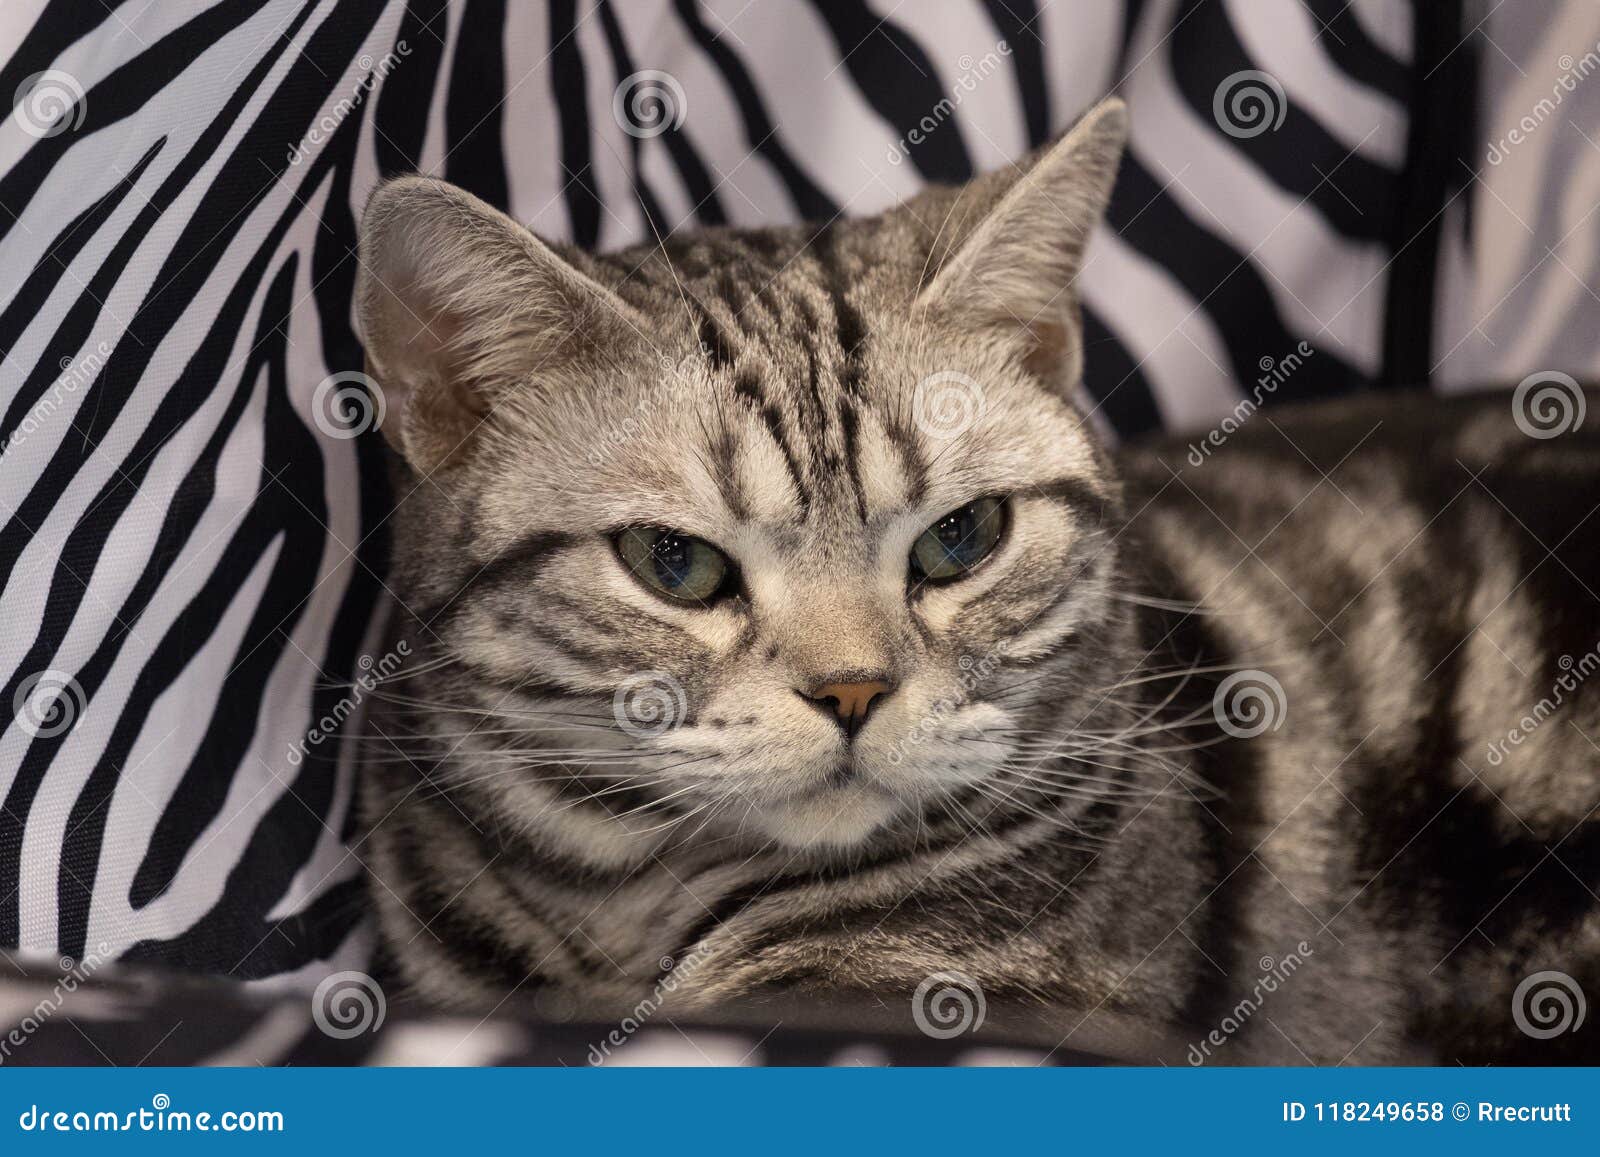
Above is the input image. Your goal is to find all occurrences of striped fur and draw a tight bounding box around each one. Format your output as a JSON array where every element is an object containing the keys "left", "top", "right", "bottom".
[
  {"left": 0, "top": 0, "right": 1501, "bottom": 985},
  {"left": 357, "top": 102, "right": 1600, "bottom": 1064}
]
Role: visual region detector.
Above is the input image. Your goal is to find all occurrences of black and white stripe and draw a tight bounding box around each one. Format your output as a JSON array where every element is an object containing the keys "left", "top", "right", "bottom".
[{"left": 0, "top": 0, "right": 1535, "bottom": 985}]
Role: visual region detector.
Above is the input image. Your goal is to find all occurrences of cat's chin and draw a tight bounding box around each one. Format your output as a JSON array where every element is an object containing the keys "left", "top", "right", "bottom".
[{"left": 749, "top": 783, "right": 902, "bottom": 852}]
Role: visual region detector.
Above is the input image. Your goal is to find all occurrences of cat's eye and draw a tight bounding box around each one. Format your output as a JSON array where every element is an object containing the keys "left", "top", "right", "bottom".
[
  {"left": 909, "top": 497, "right": 1006, "bottom": 584},
  {"left": 616, "top": 528, "right": 732, "bottom": 603}
]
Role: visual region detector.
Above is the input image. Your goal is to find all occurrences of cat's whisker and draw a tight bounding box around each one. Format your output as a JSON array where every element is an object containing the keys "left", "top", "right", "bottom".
[
  {"left": 369, "top": 652, "right": 468, "bottom": 683},
  {"left": 676, "top": 788, "right": 746, "bottom": 846},
  {"left": 995, "top": 708, "right": 1217, "bottom": 742},
  {"left": 985, "top": 752, "right": 1164, "bottom": 787},
  {"left": 966, "top": 780, "right": 1108, "bottom": 845},
  {"left": 423, "top": 759, "right": 664, "bottom": 784},
  {"left": 1022, "top": 726, "right": 1235, "bottom": 763},
  {"left": 988, "top": 739, "right": 1220, "bottom": 797},
  {"left": 356, "top": 732, "right": 644, "bottom": 751},
  {"left": 939, "top": 788, "right": 986, "bottom": 834},
  {"left": 1094, "top": 661, "right": 1250, "bottom": 691},
  {"left": 958, "top": 735, "right": 1194, "bottom": 779},
  {"left": 424, "top": 773, "right": 678, "bottom": 809},
  {"left": 622, "top": 797, "right": 718, "bottom": 838},
  {"left": 1105, "top": 591, "right": 1225, "bottom": 615},
  {"left": 1001, "top": 731, "right": 1223, "bottom": 764},
  {"left": 994, "top": 767, "right": 1185, "bottom": 802},
  {"left": 601, "top": 780, "right": 708, "bottom": 824},
  {"left": 365, "top": 687, "right": 620, "bottom": 726}
]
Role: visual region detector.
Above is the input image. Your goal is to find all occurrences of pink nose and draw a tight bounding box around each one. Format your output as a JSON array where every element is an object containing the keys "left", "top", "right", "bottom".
[{"left": 802, "top": 679, "right": 894, "bottom": 737}]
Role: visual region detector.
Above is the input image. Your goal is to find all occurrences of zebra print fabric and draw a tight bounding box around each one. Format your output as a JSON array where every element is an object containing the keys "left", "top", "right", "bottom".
[
  {"left": 0, "top": 0, "right": 1549, "bottom": 985},
  {"left": 0, "top": 957, "right": 1111, "bottom": 1065}
]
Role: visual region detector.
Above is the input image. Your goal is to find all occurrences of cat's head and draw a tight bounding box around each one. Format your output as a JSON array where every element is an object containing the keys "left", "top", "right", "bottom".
[{"left": 357, "top": 99, "right": 1130, "bottom": 856}]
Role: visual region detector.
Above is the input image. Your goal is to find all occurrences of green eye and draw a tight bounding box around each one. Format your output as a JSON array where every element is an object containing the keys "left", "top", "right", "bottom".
[
  {"left": 616, "top": 528, "right": 731, "bottom": 603},
  {"left": 910, "top": 497, "right": 1006, "bottom": 584}
]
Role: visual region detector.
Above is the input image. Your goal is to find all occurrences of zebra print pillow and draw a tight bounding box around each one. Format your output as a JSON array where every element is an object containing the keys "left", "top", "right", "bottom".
[{"left": 0, "top": 0, "right": 1557, "bottom": 988}]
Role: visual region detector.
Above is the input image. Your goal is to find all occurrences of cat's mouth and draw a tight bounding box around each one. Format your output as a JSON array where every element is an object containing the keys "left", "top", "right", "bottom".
[
  {"left": 826, "top": 757, "right": 861, "bottom": 789},
  {"left": 755, "top": 774, "right": 903, "bottom": 850},
  {"left": 710, "top": 750, "right": 904, "bottom": 850},
  {"left": 784, "top": 756, "right": 882, "bottom": 802}
]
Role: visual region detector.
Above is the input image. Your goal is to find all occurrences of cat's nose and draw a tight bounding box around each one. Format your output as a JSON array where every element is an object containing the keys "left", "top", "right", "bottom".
[{"left": 800, "top": 676, "right": 895, "bottom": 738}]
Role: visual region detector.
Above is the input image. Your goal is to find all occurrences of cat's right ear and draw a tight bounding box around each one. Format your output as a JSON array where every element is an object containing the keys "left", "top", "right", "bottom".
[
  {"left": 357, "top": 177, "right": 649, "bottom": 473},
  {"left": 912, "top": 98, "right": 1127, "bottom": 395}
]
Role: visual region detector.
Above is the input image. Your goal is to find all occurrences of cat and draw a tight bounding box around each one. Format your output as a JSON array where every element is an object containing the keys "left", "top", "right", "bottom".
[{"left": 353, "top": 98, "right": 1600, "bottom": 1064}]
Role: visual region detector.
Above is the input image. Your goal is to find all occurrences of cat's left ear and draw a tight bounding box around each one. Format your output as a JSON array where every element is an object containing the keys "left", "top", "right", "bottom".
[
  {"left": 356, "top": 177, "right": 651, "bottom": 473},
  {"left": 915, "top": 97, "right": 1127, "bottom": 393}
]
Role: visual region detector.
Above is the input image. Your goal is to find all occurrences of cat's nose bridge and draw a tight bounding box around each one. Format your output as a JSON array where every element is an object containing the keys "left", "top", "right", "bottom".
[{"left": 768, "top": 578, "right": 900, "bottom": 688}]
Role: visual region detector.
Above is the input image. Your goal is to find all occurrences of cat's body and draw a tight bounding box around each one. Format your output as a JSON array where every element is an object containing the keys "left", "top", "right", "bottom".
[{"left": 354, "top": 101, "right": 1600, "bottom": 1064}]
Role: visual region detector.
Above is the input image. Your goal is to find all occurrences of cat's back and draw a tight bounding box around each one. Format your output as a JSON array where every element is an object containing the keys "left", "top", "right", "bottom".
[
  {"left": 1116, "top": 388, "right": 1600, "bottom": 1062},
  {"left": 1116, "top": 387, "right": 1600, "bottom": 809},
  {"left": 1119, "top": 386, "right": 1600, "bottom": 553},
  {"left": 1117, "top": 388, "right": 1600, "bottom": 663}
]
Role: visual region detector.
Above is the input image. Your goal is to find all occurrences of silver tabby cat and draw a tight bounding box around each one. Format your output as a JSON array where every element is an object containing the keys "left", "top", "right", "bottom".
[{"left": 354, "top": 99, "right": 1600, "bottom": 1064}]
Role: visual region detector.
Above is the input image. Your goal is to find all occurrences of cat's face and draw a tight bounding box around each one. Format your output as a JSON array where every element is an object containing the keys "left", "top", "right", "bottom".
[{"left": 358, "top": 100, "right": 1128, "bottom": 854}]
